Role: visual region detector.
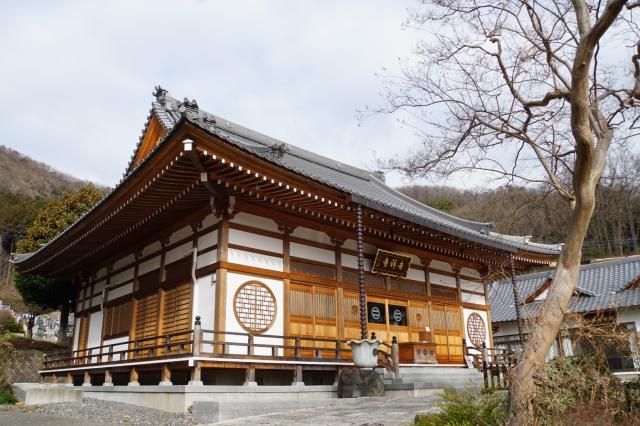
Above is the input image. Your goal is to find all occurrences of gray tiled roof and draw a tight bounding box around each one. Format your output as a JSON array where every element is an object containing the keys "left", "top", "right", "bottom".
[
  {"left": 12, "top": 87, "right": 562, "bottom": 270},
  {"left": 148, "top": 88, "right": 561, "bottom": 256},
  {"left": 489, "top": 255, "right": 640, "bottom": 322}
]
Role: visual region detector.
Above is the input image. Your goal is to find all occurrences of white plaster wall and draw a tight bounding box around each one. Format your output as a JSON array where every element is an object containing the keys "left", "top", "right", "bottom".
[
  {"left": 229, "top": 229, "right": 282, "bottom": 254},
  {"left": 142, "top": 240, "right": 162, "bottom": 257},
  {"left": 290, "top": 242, "right": 334, "bottom": 264},
  {"left": 231, "top": 212, "right": 278, "bottom": 232},
  {"left": 342, "top": 239, "right": 376, "bottom": 255},
  {"left": 461, "top": 267, "right": 481, "bottom": 278},
  {"left": 197, "top": 249, "right": 217, "bottom": 269},
  {"left": 138, "top": 256, "right": 161, "bottom": 275},
  {"left": 87, "top": 311, "right": 103, "bottom": 362},
  {"left": 461, "top": 292, "right": 486, "bottom": 305},
  {"left": 291, "top": 226, "right": 331, "bottom": 244},
  {"left": 72, "top": 317, "right": 81, "bottom": 351},
  {"left": 617, "top": 308, "right": 640, "bottom": 328},
  {"left": 197, "top": 230, "right": 217, "bottom": 251},
  {"left": 430, "top": 260, "right": 453, "bottom": 273},
  {"left": 430, "top": 272, "right": 457, "bottom": 288},
  {"left": 113, "top": 254, "right": 135, "bottom": 271},
  {"left": 96, "top": 267, "right": 108, "bottom": 280},
  {"left": 93, "top": 280, "right": 106, "bottom": 294},
  {"left": 102, "top": 336, "right": 129, "bottom": 362},
  {"left": 194, "top": 273, "right": 216, "bottom": 353},
  {"left": 91, "top": 293, "right": 103, "bottom": 308},
  {"left": 492, "top": 321, "right": 530, "bottom": 337},
  {"left": 342, "top": 254, "right": 373, "bottom": 271},
  {"left": 111, "top": 268, "right": 134, "bottom": 286},
  {"left": 171, "top": 225, "right": 193, "bottom": 244},
  {"left": 407, "top": 267, "right": 425, "bottom": 282},
  {"left": 165, "top": 242, "right": 193, "bottom": 265},
  {"left": 107, "top": 282, "right": 133, "bottom": 301},
  {"left": 225, "top": 272, "right": 284, "bottom": 356},
  {"left": 228, "top": 248, "right": 283, "bottom": 272},
  {"left": 460, "top": 280, "right": 483, "bottom": 293},
  {"left": 202, "top": 212, "right": 218, "bottom": 229},
  {"left": 463, "top": 308, "right": 491, "bottom": 354}
]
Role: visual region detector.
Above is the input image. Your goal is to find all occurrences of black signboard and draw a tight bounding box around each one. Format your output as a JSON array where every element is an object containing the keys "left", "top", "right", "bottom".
[
  {"left": 367, "top": 302, "right": 386, "bottom": 324},
  {"left": 372, "top": 249, "right": 412, "bottom": 278},
  {"left": 388, "top": 304, "right": 407, "bottom": 326}
]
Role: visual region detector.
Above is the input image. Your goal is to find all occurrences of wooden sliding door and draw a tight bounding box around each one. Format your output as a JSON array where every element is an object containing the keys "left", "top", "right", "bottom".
[{"left": 431, "top": 303, "right": 464, "bottom": 363}]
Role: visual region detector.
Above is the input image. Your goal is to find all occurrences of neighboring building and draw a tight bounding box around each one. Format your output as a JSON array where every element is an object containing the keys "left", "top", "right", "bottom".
[
  {"left": 489, "top": 256, "right": 640, "bottom": 371},
  {"left": 12, "top": 87, "right": 559, "bottom": 386}
]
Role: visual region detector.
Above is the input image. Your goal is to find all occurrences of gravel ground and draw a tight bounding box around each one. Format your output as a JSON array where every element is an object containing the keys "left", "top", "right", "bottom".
[{"left": 0, "top": 399, "right": 196, "bottom": 426}]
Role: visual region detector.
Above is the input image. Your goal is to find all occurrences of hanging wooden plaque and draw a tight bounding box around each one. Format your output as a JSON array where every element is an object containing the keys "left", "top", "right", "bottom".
[{"left": 371, "top": 249, "right": 412, "bottom": 278}]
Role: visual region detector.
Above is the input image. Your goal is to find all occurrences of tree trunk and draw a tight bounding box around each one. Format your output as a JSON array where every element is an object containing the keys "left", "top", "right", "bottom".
[
  {"left": 507, "top": 181, "right": 597, "bottom": 425},
  {"left": 57, "top": 304, "right": 70, "bottom": 345}
]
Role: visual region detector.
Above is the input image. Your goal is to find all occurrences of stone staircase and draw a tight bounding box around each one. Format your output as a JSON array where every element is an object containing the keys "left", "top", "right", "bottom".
[{"left": 383, "top": 366, "right": 484, "bottom": 396}]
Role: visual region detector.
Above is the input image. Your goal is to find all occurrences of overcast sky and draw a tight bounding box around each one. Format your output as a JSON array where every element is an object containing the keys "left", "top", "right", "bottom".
[{"left": 0, "top": 0, "right": 431, "bottom": 188}]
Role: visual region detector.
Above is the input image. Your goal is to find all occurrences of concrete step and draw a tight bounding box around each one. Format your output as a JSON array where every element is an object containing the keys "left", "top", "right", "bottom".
[{"left": 382, "top": 367, "right": 484, "bottom": 391}]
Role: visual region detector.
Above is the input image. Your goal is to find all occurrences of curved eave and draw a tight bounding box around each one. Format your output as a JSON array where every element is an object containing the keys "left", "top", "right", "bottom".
[
  {"left": 187, "top": 118, "right": 560, "bottom": 259},
  {"left": 12, "top": 117, "right": 189, "bottom": 274}
]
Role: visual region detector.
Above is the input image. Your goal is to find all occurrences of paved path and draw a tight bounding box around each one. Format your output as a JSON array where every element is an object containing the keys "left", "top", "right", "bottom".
[{"left": 215, "top": 396, "right": 441, "bottom": 426}]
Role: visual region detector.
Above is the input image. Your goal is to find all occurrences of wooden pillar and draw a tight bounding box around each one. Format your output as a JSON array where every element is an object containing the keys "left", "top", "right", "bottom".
[
  {"left": 51, "top": 373, "right": 58, "bottom": 385},
  {"left": 244, "top": 365, "right": 257, "bottom": 386},
  {"left": 214, "top": 214, "right": 229, "bottom": 353},
  {"left": 292, "top": 365, "right": 304, "bottom": 386},
  {"left": 128, "top": 367, "right": 139, "bottom": 386},
  {"left": 160, "top": 364, "right": 172, "bottom": 386},
  {"left": 280, "top": 223, "right": 294, "bottom": 340},
  {"left": 481, "top": 268, "right": 495, "bottom": 348},
  {"left": 66, "top": 372, "right": 73, "bottom": 386},
  {"left": 336, "top": 287, "right": 345, "bottom": 341},
  {"left": 103, "top": 369, "right": 113, "bottom": 386},
  {"left": 189, "top": 362, "right": 203, "bottom": 386},
  {"left": 82, "top": 370, "right": 91, "bottom": 387},
  {"left": 453, "top": 265, "right": 462, "bottom": 303}
]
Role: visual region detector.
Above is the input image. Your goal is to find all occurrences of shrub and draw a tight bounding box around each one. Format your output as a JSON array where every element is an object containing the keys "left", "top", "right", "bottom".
[
  {"left": 414, "top": 387, "right": 508, "bottom": 426},
  {"left": 532, "top": 355, "right": 627, "bottom": 423},
  {"left": 0, "top": 310, "right": 23, "bottom": 334},
  {"left": 0, "top": 390, "right": 17, "bottom": 405}
]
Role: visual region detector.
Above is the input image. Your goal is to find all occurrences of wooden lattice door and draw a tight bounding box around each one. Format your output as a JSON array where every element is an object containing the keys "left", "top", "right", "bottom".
[{"left": 431, "top": 304, "right": 464, "bottom": 363}]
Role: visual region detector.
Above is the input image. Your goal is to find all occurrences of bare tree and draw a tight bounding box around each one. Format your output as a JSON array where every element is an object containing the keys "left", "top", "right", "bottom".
[{"left": 372, "top": 0, "right": 640, "bottom": 422}]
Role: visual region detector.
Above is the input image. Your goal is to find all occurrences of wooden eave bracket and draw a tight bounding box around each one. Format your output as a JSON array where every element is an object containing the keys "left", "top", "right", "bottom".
[{"left": 182, "top": 138, "right": 227, "bottom": 215}]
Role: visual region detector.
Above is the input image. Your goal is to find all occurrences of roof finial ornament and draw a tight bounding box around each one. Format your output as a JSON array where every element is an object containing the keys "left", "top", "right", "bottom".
[
  {"left": 269, "top": 142, "right": 289, "bottom": 161},
  {"left": 153, "top": 85, "right": 168, "bottom": 103}
]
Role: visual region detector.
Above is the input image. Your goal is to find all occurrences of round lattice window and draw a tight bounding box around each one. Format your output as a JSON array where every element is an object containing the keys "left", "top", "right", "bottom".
[
  {"left": 466, "top": 313, "right": 486, "bottom": 348},
  {"left": 233, "top": 281, "right": 277, "bottom": 333}
]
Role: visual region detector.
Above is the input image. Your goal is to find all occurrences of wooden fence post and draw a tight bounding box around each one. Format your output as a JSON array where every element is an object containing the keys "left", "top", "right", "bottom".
[
  {"left": 482, "top": 342, "right": 489, "bottom": 389},
  {"left": 391, "top": 336, "right": 400, "bottom": 380},
  {"left": 189, "top": 316, "right": 203, "bottom": 386}
]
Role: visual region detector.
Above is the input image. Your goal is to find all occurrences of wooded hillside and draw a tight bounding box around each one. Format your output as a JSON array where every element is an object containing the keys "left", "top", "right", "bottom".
[
  {"left": 0, "top": 145, "right": 105, "bottom": 310},
  {"left": 398, "top": 166, "right": 640, "bottom": 261}
]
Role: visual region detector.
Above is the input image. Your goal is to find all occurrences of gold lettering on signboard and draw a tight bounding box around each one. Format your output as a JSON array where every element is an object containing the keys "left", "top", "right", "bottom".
[{"left": 371, "top": 249, "right": 413, "bottom": 278}]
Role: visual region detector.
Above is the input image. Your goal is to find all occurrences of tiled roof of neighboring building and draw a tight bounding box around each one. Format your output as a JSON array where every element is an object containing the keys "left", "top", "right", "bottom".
[{"left": 489, "top": 255, "right": 640, "bottom": 322}]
